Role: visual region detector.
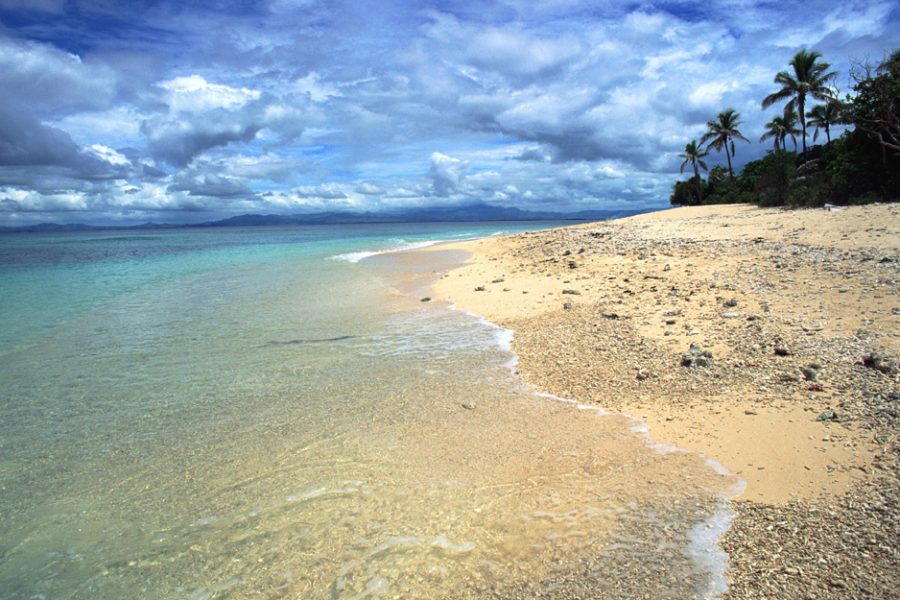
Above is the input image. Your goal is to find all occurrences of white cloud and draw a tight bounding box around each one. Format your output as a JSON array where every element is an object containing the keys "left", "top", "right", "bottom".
[
  {"left": 0, "top": 187, "right": 87, "bottom": 211},
  {"left": 427, "top": 152, "right": 468, "bottom": 196},
  {"left": 0, "top": 35, "right": 116, "bottom": 116},
  {"left": 294, "top": 72, "right": 342, "bottom": 102},
  {"left": 159, "top": 75, "right": 261, "bottom": 113},
  {"left": 88, "top": 145, "right": 132, "bottom": 167}
]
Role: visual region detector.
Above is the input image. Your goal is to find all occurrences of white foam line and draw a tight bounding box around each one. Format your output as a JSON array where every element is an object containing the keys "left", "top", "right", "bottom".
[
  {"left": 329, "top": 239, "right": 441, "bottom": 263},
  {"left": 687, "top": 501, "right": 734, "bottom": 598},
  {"left": 330, "top": 229, "right": 513, "bottom": 264}
]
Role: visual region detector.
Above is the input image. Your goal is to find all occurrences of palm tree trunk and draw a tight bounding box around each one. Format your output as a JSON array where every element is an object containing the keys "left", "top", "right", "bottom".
[
  {"left": 725, "top": 138, "right": 734, "bottom": 177},
  {"left": 798, "top": 95, "right": 807, "bottom": 156},
  {"left": 693, "top": 163, "right": 702, "bottom": 204},
  {"left": 825, "top": 124, "right": 831, "bottom": 144}
]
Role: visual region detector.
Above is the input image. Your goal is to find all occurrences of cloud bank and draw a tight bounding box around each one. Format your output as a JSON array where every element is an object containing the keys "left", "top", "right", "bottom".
[{"left": 0, "top": 0, "right": 897, "bottom": 224}]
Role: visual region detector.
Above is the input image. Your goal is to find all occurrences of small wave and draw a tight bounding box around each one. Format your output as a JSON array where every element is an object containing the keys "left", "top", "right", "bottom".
[
  {"left": 687, "top": 502, "right": 734, "bottom": 598},
  {"left": 286, "top": 481, "right": 362, "bottom": 503},
  {"left": 330, "top": 240, "right": 441, "bottom": 263}
]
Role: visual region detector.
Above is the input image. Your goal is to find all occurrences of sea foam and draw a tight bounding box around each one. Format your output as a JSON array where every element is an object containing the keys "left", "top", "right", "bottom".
[{"left": 330, "top": 239, "right": 441, "bottom": 263}]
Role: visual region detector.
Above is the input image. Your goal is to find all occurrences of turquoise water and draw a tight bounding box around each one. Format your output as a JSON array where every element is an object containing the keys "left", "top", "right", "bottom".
[{"left": 0, "top": 223, "right": 736, "bottom": 598}]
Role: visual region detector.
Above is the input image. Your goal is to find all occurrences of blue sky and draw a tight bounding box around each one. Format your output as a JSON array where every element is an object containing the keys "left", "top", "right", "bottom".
[{"left": 0, "top": 0, "right": 897, "bottom": 225}]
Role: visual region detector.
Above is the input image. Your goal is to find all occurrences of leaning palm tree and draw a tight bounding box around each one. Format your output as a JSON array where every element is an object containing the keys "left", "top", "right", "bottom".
[
  {"left": 806, "top": 102, "right": 840, "bottom": 144},
  {"left": 678, "top": 140, "right": 709, "bottom": 204},
  {"left": 762, "top": 49, "right": 837, "bottom": 155},
  {"left": 760, "top": 111, "right": 801, "bottom": 151},
  {"left": 700, "top": 108, "right": 749, "bottom": 177}
]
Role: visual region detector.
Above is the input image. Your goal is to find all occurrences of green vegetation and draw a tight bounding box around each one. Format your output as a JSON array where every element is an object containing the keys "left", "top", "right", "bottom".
[{"left": 672, "top": 48, "right": 899, "bottom": 208}]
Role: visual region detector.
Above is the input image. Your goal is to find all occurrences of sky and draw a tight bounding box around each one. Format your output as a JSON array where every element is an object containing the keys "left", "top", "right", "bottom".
[{"left": 0, "top": 0, "right": 897, "bottom": 225}]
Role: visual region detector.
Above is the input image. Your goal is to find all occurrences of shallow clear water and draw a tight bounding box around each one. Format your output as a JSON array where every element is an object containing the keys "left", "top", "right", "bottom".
[{"left": 0, "top": 223, "right": 737, "bottom": 598}]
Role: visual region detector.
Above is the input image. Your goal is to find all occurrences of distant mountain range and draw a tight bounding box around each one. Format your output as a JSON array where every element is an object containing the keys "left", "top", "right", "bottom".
[{"left": 0, "top": 203, "right": 655, "bottom": 232}]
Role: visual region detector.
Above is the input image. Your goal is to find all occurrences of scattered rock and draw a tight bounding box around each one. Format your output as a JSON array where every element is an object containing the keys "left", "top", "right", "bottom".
[
  {"left": 563, "top": 302, "right": 572, "bottom": 310},
  {"left": 567, "top": 261, "right": 578, "bottom": 269},
  {"left": 774, "top": 345, "right": 791, "bottom": 356},
  {"left": 681, "top": 344, "right": 714, "bottom": 368},
  {"left": 721, "top": 312, "right": 739, "bottom": 319},
  {"left": 474, "top": 286, "right": 485, "bottom": 292},
  {"left": 816, "top": 409, "right": 837, "bottom": 421},
  {"left": 665, "top": 319, "right": 677, "bottom": 325},
  {"left": 800, "top": 366, "right": 818, "bottom": 381},
  {"left": 863, "top": 353, "right": 897, "bottom": 375},
  {"left": 420, "top": 297, "right": 431, "bottom": 302},
  {"left": 461, "top": 402, "right": 476, "bottom": 410},
  {"left": 602, "top": 312, "right": 620, "bottom": 320},
  {"left": 724, "top": 297, "right": 739, "bottom": 307},
  {"left": 562, "top": 289, "right": 581, "bottom": 295},
  {"left": 663, "top": 264, "right": 671, "bottom": 271}
]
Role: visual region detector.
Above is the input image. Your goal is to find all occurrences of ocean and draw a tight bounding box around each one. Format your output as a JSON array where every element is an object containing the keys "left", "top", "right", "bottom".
[{"left": 0, "top": 223, "right": 738, "bottom": 598}]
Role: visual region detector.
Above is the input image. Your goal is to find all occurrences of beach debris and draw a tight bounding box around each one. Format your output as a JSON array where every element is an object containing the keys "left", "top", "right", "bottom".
[
  {"left": 720, "top": 312, "right": 739, "bottom": 319},
  {"left": 567, "top": 261, "right": 578, "bottom": 269},
  {"left": 862, "top": 353, "right": 896, "bottom": 375},
  {"left": 420, "top": 297, "right": 431, "bottom": 302},
  {"left": 562, "top": 289, "right": 580, "bottom": 295},
  {"left": 474, "top": 285, "right": 485, "bottom": 291},
  {"left": 491, "top": 278, "right": 504, "bottom": 283},
  {"left": 461, "top": 402, "right": 476, "bottom": 410},
  {"left": 681, "top": 344, "right": 714, "bottom": 368},
  {"left": 602, "top": 312, "right": 620, "bottom": 320},
  {"left": 563, "top": 302, "right": 572, "bottom": 310}
]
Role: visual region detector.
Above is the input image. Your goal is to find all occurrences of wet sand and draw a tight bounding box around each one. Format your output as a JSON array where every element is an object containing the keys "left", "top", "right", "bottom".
[{"left": 416, "top": 203, "right": 899, "bottom": 598}]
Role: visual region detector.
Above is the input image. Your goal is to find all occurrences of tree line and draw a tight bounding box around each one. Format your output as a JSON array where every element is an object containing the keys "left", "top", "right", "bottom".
[{"left": 672, "top": 48, "right": 899, "bottom": 207}]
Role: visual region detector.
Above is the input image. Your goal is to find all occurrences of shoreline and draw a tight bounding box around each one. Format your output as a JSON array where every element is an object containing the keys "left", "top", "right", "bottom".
[{"left": 412, "top": 203, "right": 899, "bottom": 597}]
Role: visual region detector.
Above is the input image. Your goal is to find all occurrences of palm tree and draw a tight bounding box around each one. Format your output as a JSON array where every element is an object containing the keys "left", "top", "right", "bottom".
[
  {"left": 678, "top": 140, "right": 709, "bottom": 204},
  {"left": 760, "top": 111, "right": 801, "bottom": 151},
  {"left": 807, "top": 102, "right": 840, "bottom": 144},
  {"left": 700, "top": 109, "right": 749, "bottom": 177},
  {"left": 762, "top": 49, "right": 837, "bottom": 155}
]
